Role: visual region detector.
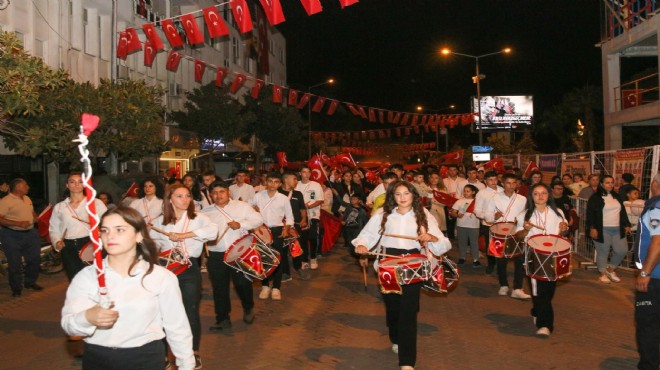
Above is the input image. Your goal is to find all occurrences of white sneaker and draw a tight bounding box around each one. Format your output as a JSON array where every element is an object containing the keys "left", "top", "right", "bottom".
[
  {"left": 498, "top": 286, "right": 509, "bottom": 296},
  {"left": 605, "top": 270, "right": 621, "bottom": 283},
  {"left": 599, "top": 274, "right": 611, "bottom": 284},
  {"left": 536, "top": 327, "right": 551, "bottom": 337},
  {"left": 511, "top": 289, "right": 531, "bottom": 300},
  {"left": 391, "top": 344, "right": 398, "bottom": 354},
  {"left": 310, "top": 258, "right": 318, "bottom": 270},
  {"left": 258, "top": 286, "right": 270, "bottom": 300},
  {"left": 301, "top": 262, "right": 310, "bottom": 270},
  {"left": 271, "top": 288, "right": 281, "bottom": 300}
]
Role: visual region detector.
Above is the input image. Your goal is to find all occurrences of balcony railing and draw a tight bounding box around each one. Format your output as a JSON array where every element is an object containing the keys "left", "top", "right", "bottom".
[
  {"left": 605, "top": 0, "right": 658, "bottom": 40},
  {"left": 613, "top": 72, "right": 659, "bottom": 111}
]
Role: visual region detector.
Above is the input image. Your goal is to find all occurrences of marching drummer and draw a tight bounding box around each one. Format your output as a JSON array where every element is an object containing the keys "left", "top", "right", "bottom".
[
  {"left": 353, "top": 181, "right": 451, "bottom": 370},
  {"left": 128, "top": 177, "right": 164, "bottom": 225},
  {"left": 149, "top": 184, "right": 218, "bottom": 369},
  {"left": 202, "top": 181, "right": 263, "bottom": 330},
  {"left": 514, "top": 183, "right": 569, "bottom": 337},
  {"left": 484, "top": 173, "right": 531, "bottom": 299}
]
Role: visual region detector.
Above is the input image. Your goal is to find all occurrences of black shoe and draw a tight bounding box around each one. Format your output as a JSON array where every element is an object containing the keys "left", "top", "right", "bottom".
[
  {"left": 194, "top": 354, "right": 202, "bottom": 370},
  {"left": 12, "top": 290, "right": 21, "bottom": 297},
  {"left": 281, "top": 273, "right": 292, "bottom": 283},
  {"left": 209, "top": 319, "right": 232, "bottom": 331},
  {"left": 457, "top": 258, "right": 466, "bottom": 265},
  {"left": 295, "top": 269, "right": 311, "bottom": 281},
  {"left": 243, "top": 309, "right": 255, "bottom": 324},
  {"left": 485, "top": 265, "right": 494, "bottom": 275},
  {"left": 25, "top": 283, "right": 44, "bottom": 291},
  {"left": 473, "top": 261, "right": 482, "bottom": 268}
]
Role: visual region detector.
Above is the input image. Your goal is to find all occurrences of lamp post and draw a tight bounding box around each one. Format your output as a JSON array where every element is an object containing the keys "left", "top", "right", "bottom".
[
  {"left": 307, "top": 78, "right": 335, "bottom": 158},
  {"left": 441, "top": 48, "right": 511, "bottom": 145},
  {"left": 416, "top": 105, "right": 455, "bottom": 152}
]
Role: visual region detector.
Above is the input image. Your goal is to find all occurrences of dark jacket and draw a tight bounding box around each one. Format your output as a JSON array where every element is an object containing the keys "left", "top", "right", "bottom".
[{"left": 586, "top": 188, "right": 631, "bottom": 243}]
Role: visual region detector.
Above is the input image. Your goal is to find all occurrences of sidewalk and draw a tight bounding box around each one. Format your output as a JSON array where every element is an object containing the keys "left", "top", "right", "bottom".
[{"left": 0, "top": 246, "right": 639, "bottom": 370}]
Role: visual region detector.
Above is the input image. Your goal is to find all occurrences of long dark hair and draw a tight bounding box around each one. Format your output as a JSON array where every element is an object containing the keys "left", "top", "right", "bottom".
[
  {"left": 163, "top": 184, "right": 197, "bottom": 225},
  {"left": 63, "top": 172, "right": 86, "bottom": 198},
  {"left": 595, "top": 174, "right": 617, "bottom": 197},
  {"left": 100, "top": 207, "right": 158, "bottom": 280},
  {"left": 380, "top": 181, "right": 428, "bottom": 235},
  {"left": 182, "top": 173, "right": 203, "bottom": 202},
  {"left": 137, "top": 177, "right": 165, "bottom": 199},
  {"left": 524, "top": 183, "right": 564, "bottom": 221}
]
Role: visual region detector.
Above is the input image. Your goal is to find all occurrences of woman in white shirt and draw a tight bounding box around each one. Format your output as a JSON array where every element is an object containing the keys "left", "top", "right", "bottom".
[
  {"left": 129, "top": 177, "right": 164, "bottom": 225},
  {"left": 149, "top": 184, "right": 218, "bottom": 368},
  {"left": 49, "top": 172, "right": 107, "bottom": 281},
  {"left": 61, "top": 207, "right": 195, "bottom": 370},
  {"left": 353, "top": 181, "right": 451, "bottom": 370},
  {"left": 515, "top": 183, "right": 569, "bottom": 337}
]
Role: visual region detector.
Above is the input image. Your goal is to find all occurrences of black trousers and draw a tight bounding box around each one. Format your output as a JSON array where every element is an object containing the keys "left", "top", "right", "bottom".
[
  {"left": 445, "top": 208, "right": 456, "bottom": 239},
  {"left": 479, "top": 224, "right": 496, "bottom": 268},
  {"left": 635, "top": 278, "right": 660, "bottom": 370},
  {"left": 61, "top": 237, "right": 90, "bottom": 281},
  {"left": 497, "top": 254, "right": 524, "bottom": 289},
  {"left": 382, "top": 248, "right": 421, "bottom": 367},
  {"left": 531, "top": 278, "right": 556, "bottom": 331},
  {"left": 83, "top": 340, "right": 165, "bottom": 370},
  {"left": 177, "top": 259, "right": 201, "bottom": 351},
  {"left": 300, "top": 219, "right": 320, "bottom": 261},
  {"left": 0, "top": 228, "right": 40, "bottom": 292},
  {"left": 208, "top": 251, "right": 254, "bottom": 322},
  {"left": 262, "top": 226, "right": 285, "bottom": 289}
]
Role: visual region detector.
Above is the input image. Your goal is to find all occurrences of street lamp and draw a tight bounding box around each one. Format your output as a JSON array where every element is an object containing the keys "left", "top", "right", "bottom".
[
  {"left": 307, "top": 78, "right": 335, "bottom": 158},
  {"left": 416, "top": 105, "right": 455, "bottom": 152},
  {"left": 441, "top": 47, "right": 511, "bottom": 145}
]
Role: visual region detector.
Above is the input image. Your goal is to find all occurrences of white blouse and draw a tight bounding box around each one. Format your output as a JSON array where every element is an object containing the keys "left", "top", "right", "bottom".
[
  {"left": 202, "top": 200, "right": 264, "bottom": 252},
  {"left": 128, "top": 197, "right": 163, "bottom": 224},
  {"left": 250, "top": 190, "right": 294, "bottom": 228},
  {"left": 149, "top": 212, "right": 218, "bottom": 258},
  {"left": 515, "top": 207, "right": 566, "bottom": 239},
  {"left": 49, "top": 198, "right": 108, "bottom": 245}
]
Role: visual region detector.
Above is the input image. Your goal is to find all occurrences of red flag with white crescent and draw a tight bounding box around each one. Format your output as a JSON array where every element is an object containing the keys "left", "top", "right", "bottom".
[
  {"left": 161, "top": 19, "right": 184, "bottom": 49},
  {"left": 194, "top": 59, "right": 206, "bottom": 82},
  {"left": 231, "top": 0, "right": 253, "bottom": 33},
  {"left": 400, "top": 114, "right": 410, "bottom": 125},
  {"left": 331, "top": 153, "right": 356, "bottom": 167},
  {"left": 122, "top": 182, "right": 140, "bottom": 200},
  {"left": 259, "top": 0, "right": 286, "bottom": 26},
  {"left": 165, "top": 50, "right": 182, "bottom": 72},
  {"left": 327, "top": 100, "right": 339, "bottom": 115},
  {"left": 288, "top": 89, "right": 299, "bottom": 106},
  {"left": 276, "top": 151, "right": 288, "bottom": 167},
  {"left": 125, "top": 28, "right": 142, "bottom": 54},
  {"left": 296, "top": 93, "right": 312, "bottom": 109},
  {"left": 393, "top": 112, "right": 401, "bottom": 124},
  {"left": 440, "top": 150, "right": 464, "bottom": 164},
  {"left": 312, "top": 97, "right": 326, "bottom": 112},
  {"left": 142, "top": 23, "right": 164, "bottom": 52},
  {"left": 307, "top": 155, "right": 328, "bottom": 183},
  {"left": 216, "top": 67, "right": 228, "bottom": 87},
  {"left": 357, "top": 106, "right": 367, "bottom": 119},
  {"left": 465, "top": 199, "right": 476, "bottom": 214},
  {"left": 378, "top": 110, "right": 385, "bottom": 123},
  {"left": 345, "top": 103, "right": 360, "bottom": 116},
  {"left": 273, "top": 85, "right": 284, "bottom": 103},
  {"left": 433, "top": 190, "right": 458, "bottom": 207},
  {"left": 411, "top": 114, "right": 419, "bottom": 126},
  {"left": 339, "top": 0, "right": 359, "bottom": 8},
  {"left": 116, "top": 31, "right": 128, "bottom": 60},
  {"left": 229, "top": 73, "right": 247, "bottom": 93},
  {"left": 37, "top": 204, "right": 53, "bottom": 242},
  {"left": 483, "top": 157, "right": 506, "bottom": 173},
  {"left": 203, "top": 6, "right": 230, "bottom": 38},
  {"left": 180, "top": 14, "right": 204, "bottom": 46},
  {"left": 251, "top": 79, "right": 265, "bottom": 99},
  {"left": 300, "top": 0, "right": 322, "bottom": 15},
  {"left": 368, "top": 108, "right": 376, "bottom": 122},
  {"left": 143, "top": 41, "right": 157, "bottom": 67},
  {"left": 523, "top": 161, "right": 540, "bottom": 178}
]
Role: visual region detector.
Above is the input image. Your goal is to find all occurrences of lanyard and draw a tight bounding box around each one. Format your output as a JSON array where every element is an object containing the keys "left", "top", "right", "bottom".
[
  {"left": 214, "top": 204, "right": 234, "bottom": 222},
  {"left": 142, "top": 198, "right": 152, "bottom": 223},
  {"left": 534, "top": 208, "right": 548, "bottom": 235}
]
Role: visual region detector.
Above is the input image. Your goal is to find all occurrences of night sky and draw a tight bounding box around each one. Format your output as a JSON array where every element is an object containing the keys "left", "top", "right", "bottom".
[{"left": 277, "top": 0, "right": 603, "bottom": 131}]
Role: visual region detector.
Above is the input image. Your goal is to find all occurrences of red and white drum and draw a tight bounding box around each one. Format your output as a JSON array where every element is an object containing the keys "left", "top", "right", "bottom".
[
  {"left": 488, "top": 222, "right": 522, "bottom": 258},
  {"left": 283, "top": 228, "right": 303, "bottom": 257},
  {"left": 525, "top": 234, "right": 572, "bottom": 281},
  {"left": 78, "top": 241, "right": 95, "bottom": 265},
  {"left": 423, "top": 256, "right": 460, "bottom": 294},
  {"left": 251, "top": 225, "right": 273, "bottom": 245},
  {"left": 158, "top": 247, "right": 190, "bottom": 275},
  {"left": 224, "top": 234, "right": 281, "bottom": 280},
  {"left": 378, "top": 254, "right": 431, "bottom": 295}
]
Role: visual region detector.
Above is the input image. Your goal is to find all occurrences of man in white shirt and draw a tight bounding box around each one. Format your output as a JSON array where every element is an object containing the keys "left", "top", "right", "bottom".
[
  {"left": 443, "top": 164, "right": 467, "bottom": 239},
  {"left": 230, "top": 170, "right": 255, "bottom": 203},
  {"left": 203, "top": 182, "right": 264, "bottom": 330},
  {"left": 458, "top": 166, "right": 486, "bottom": 195},
  {"left": 473, "top": 171, "right": 503, "bottom": 275},
  {"left": 250, "top": 173, "right": 294, "bottom": 301},
  {"left": 296, "top": 166, "right": 324, "bottom": 269},
  {"left": 484, "top": 173, "right": 530, "bottom": 299}
]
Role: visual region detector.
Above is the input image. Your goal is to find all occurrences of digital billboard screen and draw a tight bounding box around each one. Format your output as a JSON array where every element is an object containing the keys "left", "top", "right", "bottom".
[{"left": 471, "top": 95, "right": 534, "bottom": 131}]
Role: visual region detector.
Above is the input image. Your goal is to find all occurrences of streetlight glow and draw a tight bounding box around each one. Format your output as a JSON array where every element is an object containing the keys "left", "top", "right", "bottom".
[
  {"left": 440, "top": 48, "right": 451, "bottom": 55},
  {"left": 416, "top": 105, "right": 423, "bottom": 111},
  {"left": 327, "top": 78, "right": 335, "bottom": 84}
]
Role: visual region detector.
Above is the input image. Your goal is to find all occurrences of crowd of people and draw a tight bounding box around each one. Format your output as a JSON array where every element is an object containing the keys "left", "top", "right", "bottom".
[{"left": 0, "top": 162, "right": 657, "bottom": 370}]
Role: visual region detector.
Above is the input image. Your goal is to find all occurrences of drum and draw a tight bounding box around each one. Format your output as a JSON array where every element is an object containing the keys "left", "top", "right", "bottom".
[
  {"left": 224, "top": 234, "right": 281, "bottom": 280},
  {"left": 423, "top": 256, "right": 460, "bottom": 293},
  {"left": 525, "top": 234, "right": 572, "bottom": 281},
  {"left": 158, "top": 247, "right": 190, "bottom": 275},
  {"left": 488, "top": 222, "right": 522, "bottom": 258},
  {"left": 283, "top": 228, "right": 303, "bottom": 257},
  {"left": 251, "top": 225, "right": 273, "bottom": 245},
  {"left": 78, "top": 241, "right": 94, "bottom": 265},
  {"left": 377, "top": 254, "right": 431, "bottom": 295}
]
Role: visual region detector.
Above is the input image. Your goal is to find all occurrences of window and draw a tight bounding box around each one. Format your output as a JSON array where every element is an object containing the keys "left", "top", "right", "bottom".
[
  {"left": 232, "top": 37, "right": 238, "bottom": 64},
  {"left": 34, "top": 39, "right": 45, "bottom": 59}
]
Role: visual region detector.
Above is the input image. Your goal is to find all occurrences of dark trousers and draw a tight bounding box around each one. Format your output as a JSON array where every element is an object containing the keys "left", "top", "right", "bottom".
[
  {"left": 0, "top": 228, "right": 40, "bottom": 292},
  {"left": 300, "top": 219, "right": 320, "bottom": 261},
  {"left": 83, "top": 340, "right": 165, "bottom": 370},
  {"left": 382, "top": 248, "right": 421, "bottom": 367},
  {"left": 61, "top": 237, "right": 90, "bottom": 281},
  {"left": 480, "top": 224, "right": 496, "bottom": 268},
  {"left": 208, "top": 251, "right": 254, "bottom": 322},
  {"left": 635, "top": 279, "right": 660, "bottom": 370},
  {"left": 177, "top": 259, "right": 201, "bottom": 351},
  {"left": 343, "top": 226, "right": 361, "bottom": 258},
  {"left": 445, "top": 208, "right": 456, "bottom": 239},
  {"left": 531, "top": 278, "right": 556, "bottom": 331},
  {"left": 262, "top": 226, "right": 284, "bottom": 289},
  {"left": 497, "top": 254, "right": 524, "bottom": 289}
]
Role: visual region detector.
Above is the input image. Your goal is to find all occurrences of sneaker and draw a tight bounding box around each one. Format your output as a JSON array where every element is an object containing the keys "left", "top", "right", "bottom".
[
  {"left": 498, "top": 286, "right": 509, "bottom": 296},
  {"left": 599, "top": 274, "right": 611, "bottom": 284},
  {"left": 536, "top": 327, "right": 551, "bottom": 337},
  {"left": 472, "top": 260, "right": 481, "bottom": 268},
  {"left": 301, "top": 262, "right": 310, "bottom": 270},
  {"left": 391, "top": 344, "right": 399, "bottom": 354},
  {"left": 511, "top": 289, "right": 531, "bottom": 300},
  {"left": 194, "top": 354, "right": 202, "bottom": 369},
  {"left": 310, "top": 258, "right": 319, "bottom": 270},
  {"left": 605, "top": 270, "right": 621, "bottom": 283},
  {"left": 281, "top": 273, "right": 292, "bottom": 283},
  {"left": 457, "top": 258, "right": 466, "bottom": 265},
  {"left": 271, "top": 288, "right": 281, "bottom": 300},
  {"left": 209, "top": 319, "right": 232, "bottom": 331},
  {"left": 295, "top": 269, "right": 311, "bottom": 281},
  {"left": 259, "top": 286, "right": 271, "bottom": 299},
  {"left": 243, "top": 309, "right": 255, "bottom": 324}
]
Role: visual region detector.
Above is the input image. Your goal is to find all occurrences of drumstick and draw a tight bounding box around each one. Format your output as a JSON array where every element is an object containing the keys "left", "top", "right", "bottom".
[
  {"left": 362, "top": 264, "right": 368, "bottom": 292},
  {"left": 383, "top": 233, "right": 418, "bottom": 241},
  {"left": 149, "top": 225, "right": 170, "bottom": 236},
  {"left": 528, "top": 222, "right": 546, "bottom": 231},
  {"left": 367, "top": 251, "right": 403, "bottom": 259}
]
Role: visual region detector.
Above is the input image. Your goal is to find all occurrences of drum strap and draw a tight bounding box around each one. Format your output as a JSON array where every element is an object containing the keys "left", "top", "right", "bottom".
[
  {"left": 65, "top": 202, "right": 90, "bottom": 228},
  {"left": 174, "top": 215, "right": 192, "bottom": 259},
  {"left": 215, "top": 205, "right": 235, "bottom": 222},
  {"left": 498, "top": 193, "right": 517, "bottom": 221},
  {"left": 142, "top": 198, "right": 152, "bottom": 224}
]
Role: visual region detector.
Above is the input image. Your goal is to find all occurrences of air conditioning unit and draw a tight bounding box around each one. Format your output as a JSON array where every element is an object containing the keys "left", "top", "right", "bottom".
[{"left": 168, "top": 83, "right": 181, "bottom": 97}]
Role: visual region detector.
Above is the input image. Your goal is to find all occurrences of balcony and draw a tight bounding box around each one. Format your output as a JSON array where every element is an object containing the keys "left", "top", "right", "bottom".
[{"left": 613, "top": 72, "right": 659, "bottom": 111}]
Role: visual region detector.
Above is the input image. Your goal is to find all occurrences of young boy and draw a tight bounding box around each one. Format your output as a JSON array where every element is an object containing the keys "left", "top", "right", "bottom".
[{"left": 342, "top": 195, "right": 369, "bottom": 258}]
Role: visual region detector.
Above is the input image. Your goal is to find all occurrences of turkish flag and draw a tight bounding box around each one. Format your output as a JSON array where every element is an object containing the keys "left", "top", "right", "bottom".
[
  {"left": 523, "top": 161, "right": 540, "bottom": 178},
  {"left": 215, "top": 67, "right": 228, "bottom": 87},
  {"left": 37, "top": 204, "right": 53, "bottom": 242},
  {"left": 411, "top": 114, "right": 419, "bottom": 126},
  {"left": 251, "top": 79, "right": 265, "bottom": 99},
  {"left": 276, "top": 151, "right": 288, "bottom": 167},
  {"left": 300, "top": 0, "right": 322, "bottom": 15},
  {"left": 273, "top": 85, "right": 284, "bottom": 103},
  {"left": 116, "top": 31, "right": 128, "bottom": 59},
  {"left": 339, "top": 0, "right": 359, "bottom": 9},
  {"left": 229, "top": 73, "right": 247, "bottom": 93},
  {"left": 622, "top": 89, "right": 641, "bottom": 109},
  {"left": 368, "top": 108, "right": 376, "bottom": 122},
  {"left": 393, "top": 112, "right": 401, "bottom": 124},
  {"left": 194, "top": 59, "right": 205, "bottom": 82},
  {"left": 357, "top": 106, "right": 367, "bottom": 119},
  {"left": 465, "top": 199, "right": 476, "bottom": 214},
  {"left": 180, "top": 14, "right": 204, "bottom": 46},
  {"left": 345, "top": 103, "right": 360, "bottom": 116},
  {"left": 320, "top": 210, "right": 342, "bottom": 253},
  {"left": 125, "top": 28, "right": 142, "bottom": 54},
  {"left": 165, "top": 50, "right": 182, "bottom": 72},
  {"left": 307, "top": 155, "right": 328, "bottom": 183},
  {"left": 142, "top": 23, "right": 164, "bottom": 52},
  {"left": 387, "top": 111, "right": 394, "bottom": 123},
  {"left": 331, "top": 153, "right": 356, "bottom": 167},
  {"left": 401, "top": 114, "right": 411, "bottom": 125},
  {"left": 296, "top": 93, "right": 312, "bottom": 109},
  {"left": 259, "top": 0, "right": 285, "bottom": 26},
  {"left": 433, "top": 190, "right": 458, "bottom": 207},
  {"left": 483, "top": 157, "right": 506, "bottom": 173},
  {"left": 203, "top": 6, "right": 229, "bottom": 38},
  {"left": 327, "top": 100, "right": 339, "bottom": 115},
  {"left": 123, "top": 182, "right": 140, "bottom": 199},
  {"left": 311, "top": 97, "right": 326, "bottom": 112},
  {"left": 161, "top": 19, "right": 184, "bottom": 49},
  {"left": 231, "top": 0, "right": 253, "bottom": 33},
  {"left": 441, "top": 150, "right": 464, "bottom": 164},
  {"left": 378, "top": 110, "right": 385, "bottom": 123},
  {"left": 143, "top": 41, "right": 157, "bottom": 67},
  {"left": 288, "top": 89, "right": 299, "bottom": 106}
]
